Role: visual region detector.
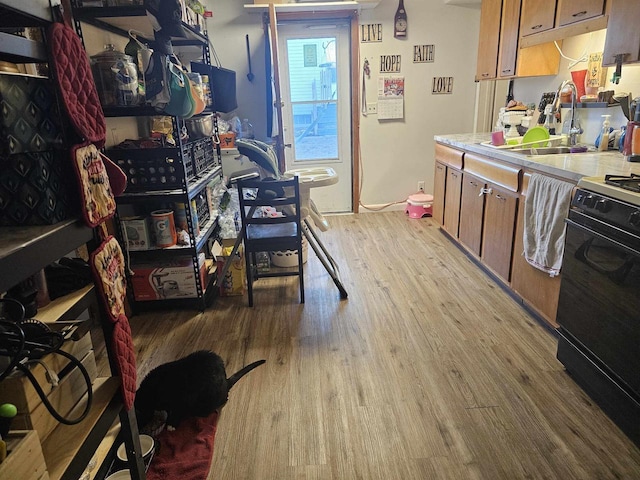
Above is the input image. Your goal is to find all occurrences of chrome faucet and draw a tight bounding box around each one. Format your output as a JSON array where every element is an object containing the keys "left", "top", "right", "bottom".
[{"left": 552, "top": 80, "right": 583, "bottom": 146}]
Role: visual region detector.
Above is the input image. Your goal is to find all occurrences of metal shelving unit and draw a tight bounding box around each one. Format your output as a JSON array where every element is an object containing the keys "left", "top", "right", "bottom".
[
  {"left": 71, "top": 2, "right": 222, "bottom": 311},
  {"left": 0, "top": 3, "right": 147, "bottom": 478}
]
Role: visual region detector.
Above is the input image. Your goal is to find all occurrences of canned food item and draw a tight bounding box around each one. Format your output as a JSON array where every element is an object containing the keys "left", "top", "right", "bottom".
[{"left": 151, "top": 209, "right": 177, "bottom": 248}]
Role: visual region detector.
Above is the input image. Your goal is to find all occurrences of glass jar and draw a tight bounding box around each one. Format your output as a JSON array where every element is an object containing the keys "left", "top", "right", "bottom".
[{"left": 90, "top": 44, "right": 140, "bottom": 107}]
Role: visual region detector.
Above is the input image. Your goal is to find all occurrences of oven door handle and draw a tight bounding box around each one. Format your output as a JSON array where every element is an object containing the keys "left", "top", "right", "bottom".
[{"left": 565, "top": 218, "right": 640, "bottom": 258}]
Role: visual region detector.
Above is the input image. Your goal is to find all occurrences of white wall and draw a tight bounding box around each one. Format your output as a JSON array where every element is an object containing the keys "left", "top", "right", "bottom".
[
  {"left": 511, "top": 30, "right": 640, "bottom": 147},
  {"left": 202, "top": 0, "right": 481, "bottom": 209}
]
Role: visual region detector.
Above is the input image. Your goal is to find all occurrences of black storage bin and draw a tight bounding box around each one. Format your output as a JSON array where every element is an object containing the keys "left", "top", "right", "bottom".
[
  {"left": 0, "top": 73, "right": 67, "bottom": 155},
  {"left": 0, "top": 150, "right": 77, "bottom": 226},
  {"left": 107, "top": 147, "right": 188, "bottom": 193}
]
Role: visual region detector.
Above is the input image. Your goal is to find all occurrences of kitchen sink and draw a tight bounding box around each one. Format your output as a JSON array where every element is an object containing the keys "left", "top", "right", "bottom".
[{"left": 510, "top": 146, "right": 590, "bottom": 155}]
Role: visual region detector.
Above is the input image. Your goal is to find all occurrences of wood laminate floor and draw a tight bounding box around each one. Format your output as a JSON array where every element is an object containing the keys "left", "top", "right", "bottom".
[{"left": 101, "top": 212, "right": 640, "bottom": 479}]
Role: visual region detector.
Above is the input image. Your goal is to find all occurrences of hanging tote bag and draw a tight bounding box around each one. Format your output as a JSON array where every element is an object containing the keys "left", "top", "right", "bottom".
[{"left": 203, "top": 42, "right": 238, "bottom": 113}]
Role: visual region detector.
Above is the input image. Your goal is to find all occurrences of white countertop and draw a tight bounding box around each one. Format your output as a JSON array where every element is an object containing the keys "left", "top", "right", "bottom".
[{"left": 435, "top": 133, "right": 640, "bottom": 182}]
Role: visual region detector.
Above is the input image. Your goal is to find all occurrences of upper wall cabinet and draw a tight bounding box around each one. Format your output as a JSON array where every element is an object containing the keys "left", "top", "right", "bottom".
[
  {"left": 556, "top": 0, "right": 605, "bottom": 27},
  {"left": 476, "top": 0, "right": 560, "bottom": 81},
  {"left": 520, "top": 0, "right": 556, "bottom": 36},
  {"left": 602, "top": 0, "right": 640, "bottom": 67},
  {"left": 476, "top": 0, "right": 501, "bottom": 80},
  {"left": 519, "top": 0, "right": 607, "bottom": 48}
]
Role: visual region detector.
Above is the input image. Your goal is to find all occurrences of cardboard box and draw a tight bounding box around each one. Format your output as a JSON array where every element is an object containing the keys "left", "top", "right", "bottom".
[
  {"left": 0, "top": 431, "right": 48, "bottom": 480},
  {"left": 216, "top": 238, "right": 246, "bottom": 296},
  {"left": 121, "top": 216, "right": 151, "bottom": 251},
  {"left": 131, "top": 255, "right": 207, "bottom": 301}
]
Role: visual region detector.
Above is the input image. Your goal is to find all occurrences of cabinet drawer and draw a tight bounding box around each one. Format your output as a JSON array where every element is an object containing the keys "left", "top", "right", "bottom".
[
  {"left": 463, "top": 153, "right": 521, "bottom": 192},
  {"left": 435, "top": 144, "right": 463, "bottom": 169}
]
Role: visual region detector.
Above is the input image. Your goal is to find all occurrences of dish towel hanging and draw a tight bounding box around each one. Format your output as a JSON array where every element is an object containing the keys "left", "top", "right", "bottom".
[{"left": 523, "top": 173, "right": 574, "bottom": 277}]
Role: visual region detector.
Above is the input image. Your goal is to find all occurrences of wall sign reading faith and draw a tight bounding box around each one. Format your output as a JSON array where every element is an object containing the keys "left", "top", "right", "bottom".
[
  {"left": 414, "top": 44, "right": 435, "bottom": 63},
  {"left": 432, "top": 76, "right": 454, "bottom": 94},
  {"left": 361, "top": 23, "right": 383, "bottom": 43},
  {"left": 380, "top": 55, "right": 401, "bottom": 73}
]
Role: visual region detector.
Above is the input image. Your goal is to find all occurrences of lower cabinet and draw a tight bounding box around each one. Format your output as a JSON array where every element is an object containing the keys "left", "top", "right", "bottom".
[
  {"left": 459, "top": 172, "right": 486, "bottom": 256},
  {"left": 443, "top": 168, "right": 463, "bottom": 238},
  {"left": 461, "top": 152, "right": 520, "bottom": 283},
  {"left": 433, "top": 161, "right": 446, "bottom": 225},
  {"left": 481, "top": 184, "right": 518, "bottom": 281},
  {"left": 433, "top": 144, "right": 464, "bottom": 236},
  {"left": 510, "top": 171, "right": 562, "bottom": 327},
  {"left": 433, "top": 145, "right": 566, "bottom": 326}
]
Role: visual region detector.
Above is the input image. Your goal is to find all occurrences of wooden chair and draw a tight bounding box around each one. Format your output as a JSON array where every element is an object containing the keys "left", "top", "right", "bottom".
[{"left": 237, "top": 177, "right": 304, "bottom": 306}]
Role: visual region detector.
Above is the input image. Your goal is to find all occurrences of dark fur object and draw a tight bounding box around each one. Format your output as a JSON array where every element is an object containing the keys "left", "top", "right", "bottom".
[{"left": 135, "top": 350, "right": 265, "bottom": 430}]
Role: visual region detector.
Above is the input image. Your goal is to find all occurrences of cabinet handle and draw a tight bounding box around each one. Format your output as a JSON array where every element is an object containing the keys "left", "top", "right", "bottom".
[
  {"left": 531, "top": 24, "right": 543, "bottom": 30},
  {"left": 479, "top": 187, "right": 492, "bottom": 196},
  {"left": 502, "top": 69, "right": 512, "bottom": 74},
  {"left": 469, "top": 181, "right": 477, "bottom": 187},
  {"left": 481, "top": 73, "right": 490, "bottom": 77},
  {"left": 572, "top": 10, "right": 587, "bottom": 17},
  {"left": 495, "top": 194, "right": 508, "bottom": 201}
]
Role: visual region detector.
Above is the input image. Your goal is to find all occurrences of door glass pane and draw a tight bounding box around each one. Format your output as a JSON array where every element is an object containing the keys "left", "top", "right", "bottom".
[{"left": 287, "top": 37, "right": 338, "bottom": 161}]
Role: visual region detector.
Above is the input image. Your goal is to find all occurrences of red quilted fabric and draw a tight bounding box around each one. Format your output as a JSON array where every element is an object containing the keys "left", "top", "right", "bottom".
[
  {"left": 147, "top": 410, "right": 219, "bottom": 480},
  {"left": 112, "top": 315, "right": 137, "bottom": 411},
  {"left": 48, "top": 23, "right": 106, "bottom": 146}
]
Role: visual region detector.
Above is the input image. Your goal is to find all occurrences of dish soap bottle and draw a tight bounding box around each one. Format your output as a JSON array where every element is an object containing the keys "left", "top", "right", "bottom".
[
  {"left": 543, "top": 104, "right": 555, "bottom": 134},
  {"left": 598, "top": 114, "right": 611, "bottom": 151}
]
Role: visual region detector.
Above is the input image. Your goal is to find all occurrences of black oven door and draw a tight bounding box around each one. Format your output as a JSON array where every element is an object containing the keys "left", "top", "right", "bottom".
[{"left": 557, "top": 211, "right": 640, "bottom": 396}]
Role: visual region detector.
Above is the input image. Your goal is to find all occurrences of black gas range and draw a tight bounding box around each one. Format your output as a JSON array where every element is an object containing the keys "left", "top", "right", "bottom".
[{"left": 556, "top": 173, "right": 640, "bottom": 447}]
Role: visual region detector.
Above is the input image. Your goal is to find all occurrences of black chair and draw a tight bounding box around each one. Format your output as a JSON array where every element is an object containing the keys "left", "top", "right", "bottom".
[{"left": 237, "top": 177, "right": 304, "bottom": 306}]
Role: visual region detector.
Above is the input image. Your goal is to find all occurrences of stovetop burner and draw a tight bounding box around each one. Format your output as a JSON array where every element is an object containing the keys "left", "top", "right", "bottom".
[{"left": 605, "top": 173, "right": 640, "bottom": 193}]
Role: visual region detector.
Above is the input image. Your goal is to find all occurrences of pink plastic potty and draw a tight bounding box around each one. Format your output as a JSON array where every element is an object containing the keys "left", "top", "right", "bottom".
[{"left": 405, "top": 193, "right": 433, "bottom": 219}]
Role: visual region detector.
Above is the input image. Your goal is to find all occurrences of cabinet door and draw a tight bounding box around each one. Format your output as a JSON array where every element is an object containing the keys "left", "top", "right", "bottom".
[
  {"left": 481, "top": 184, "right": 518, "bottom": 281},
  {"left": 510, "top": 177, "right": 561, "bottom": 327},
  {"left": 520, "top": 0, "right": 556, "bottom": 36},
  {"left": 433, "top": 162, "right": 446, "bottom": 225},
  {"left": 475, "top": 0, "right": 502, "bottom": 81},
  {"left": 443, "top": 168, "right": 462, "bottom": 238},
  {"left": 556, "top": 0, "right": 604, "bottom": 27},
  {"left": 498, "top": 0, "right": 522, "bottom": 78},
  {"left": 458, "top": 173, "right": 486, "bottom": 256},
  {"left": 602, "top": 0, "right": 640, "bottom": 66}
]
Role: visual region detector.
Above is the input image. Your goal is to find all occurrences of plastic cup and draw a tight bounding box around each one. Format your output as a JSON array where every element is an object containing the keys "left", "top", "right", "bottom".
[{"left": 491, "top": 131, "right": 505, "bottom": 146}]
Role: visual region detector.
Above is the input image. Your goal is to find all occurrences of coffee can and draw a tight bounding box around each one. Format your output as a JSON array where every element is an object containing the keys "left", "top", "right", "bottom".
[{"left": 151, "top": 209, "right": 177, "bottom": 248}]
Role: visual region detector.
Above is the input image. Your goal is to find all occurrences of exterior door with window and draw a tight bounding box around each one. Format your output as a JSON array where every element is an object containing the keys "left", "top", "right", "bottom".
[{"left": 277, "top": 22, "right": 352, "bottom": 213}]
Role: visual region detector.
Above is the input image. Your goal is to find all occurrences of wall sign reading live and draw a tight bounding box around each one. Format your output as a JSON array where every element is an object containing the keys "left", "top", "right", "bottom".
[
  {"left": 361, "top": 23, "right": 383, "bottom": 43},
  {"left": 380, "top": 55, "right": 401, "bottom": 73},
  {"left": 432, "top": 77, "right": 454, "bottom": 94}
]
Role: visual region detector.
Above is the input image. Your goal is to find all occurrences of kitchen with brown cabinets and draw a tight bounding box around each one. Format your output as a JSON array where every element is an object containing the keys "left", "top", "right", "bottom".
[{"left": 1, "top": 0, "right": 640, "bottom": 479}]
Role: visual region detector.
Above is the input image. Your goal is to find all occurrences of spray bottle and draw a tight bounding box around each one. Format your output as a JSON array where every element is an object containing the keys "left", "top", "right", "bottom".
[{"left": 598, "top": 114, "right": 611, "bottom": 151}]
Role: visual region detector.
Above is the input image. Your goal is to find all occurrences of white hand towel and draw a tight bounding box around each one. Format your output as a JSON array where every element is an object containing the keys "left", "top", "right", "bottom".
[{"left": 523, "top": 173, "right": 574, "bottom": 277}]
